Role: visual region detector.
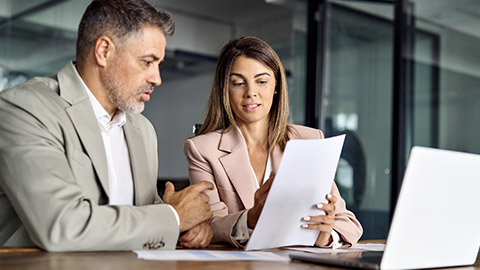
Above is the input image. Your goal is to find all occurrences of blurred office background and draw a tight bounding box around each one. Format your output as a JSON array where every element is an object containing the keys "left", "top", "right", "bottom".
[{"left": 1, "top": 0, "right": 479, "bottom": 240}]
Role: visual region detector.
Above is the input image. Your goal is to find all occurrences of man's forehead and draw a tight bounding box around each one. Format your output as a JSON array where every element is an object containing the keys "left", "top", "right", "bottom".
[{"left": 124, "top": 27, "right": 166, "bottom": 59}]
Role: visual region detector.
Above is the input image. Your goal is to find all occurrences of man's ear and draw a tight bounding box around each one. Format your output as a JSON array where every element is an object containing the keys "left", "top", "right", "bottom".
[{"left": 94, "top": 35, "right": 115, "bottom": 67}]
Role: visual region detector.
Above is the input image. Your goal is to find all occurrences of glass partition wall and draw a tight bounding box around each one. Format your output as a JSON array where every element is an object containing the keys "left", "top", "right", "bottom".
[
  {"left": 313, "top": 0, "right": 480, "bottom": 239},
  {"left": 317, "top": 0, "right": 395, "bottom": 239}
]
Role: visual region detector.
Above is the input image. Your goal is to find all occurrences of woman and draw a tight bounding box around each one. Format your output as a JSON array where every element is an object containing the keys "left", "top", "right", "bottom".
[{"left": 184, "top": 37, "right": 362, "bottom": 248}]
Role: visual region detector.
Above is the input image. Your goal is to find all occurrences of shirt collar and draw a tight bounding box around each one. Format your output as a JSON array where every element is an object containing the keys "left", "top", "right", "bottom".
[{"left": 71, "top": 62, "right": 127, "bottom": 130}]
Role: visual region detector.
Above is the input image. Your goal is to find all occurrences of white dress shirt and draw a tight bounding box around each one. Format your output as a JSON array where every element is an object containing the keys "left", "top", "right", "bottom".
[
  {"left": 74, "top": 72, "right": 133, "bottom": 205},
  {"left": 72, "top": 64, "right": 180, "bottom": 223}
]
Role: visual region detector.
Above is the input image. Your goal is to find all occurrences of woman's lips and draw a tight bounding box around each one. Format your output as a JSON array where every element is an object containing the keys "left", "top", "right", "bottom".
[{"left": 242, "top": 103, "right": 261, "bottom": 111}]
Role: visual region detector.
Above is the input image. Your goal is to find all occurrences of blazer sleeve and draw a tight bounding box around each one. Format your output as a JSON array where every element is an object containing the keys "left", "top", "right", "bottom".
[
  {"left": 183, "top": 138, "right": 244, "bottom": 247},
  {"left": 331, "top": 183, "right": 363, "bottom": 246},
  {"left": 0, "top": 89, "right": 179, "bottom": 251},
  {"left": 318, "top": 127, "right": 363, "bottom": 245}
]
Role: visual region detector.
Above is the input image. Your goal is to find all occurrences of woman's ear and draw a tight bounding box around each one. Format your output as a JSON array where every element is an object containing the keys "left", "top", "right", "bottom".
[{"left": 94, "top": 35, "right": 115, "bottom": 67}]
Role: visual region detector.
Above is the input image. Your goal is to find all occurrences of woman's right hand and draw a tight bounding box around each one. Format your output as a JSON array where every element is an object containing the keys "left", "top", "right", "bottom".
[{"left": 247, "top": 172, "right": 275, "bottom": 229}]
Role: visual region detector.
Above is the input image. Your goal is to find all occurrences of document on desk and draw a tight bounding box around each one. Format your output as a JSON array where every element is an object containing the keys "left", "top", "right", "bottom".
[
  {"left": 245, "top": 135, "right": 346, "bottom": 251},
  {"left": 133, "top": 250, "right": 289, "bottom": 262}
]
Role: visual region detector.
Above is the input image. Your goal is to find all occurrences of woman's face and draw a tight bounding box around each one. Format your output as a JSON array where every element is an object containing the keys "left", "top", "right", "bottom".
[{"left": 228, "top": 56, "right": 276, "bottom": 127}]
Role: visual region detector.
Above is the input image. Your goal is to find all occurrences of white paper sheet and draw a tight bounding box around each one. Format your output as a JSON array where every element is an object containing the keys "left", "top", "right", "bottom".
[
  {"left": 245, "top": 135, "right": 346, "bottom": 251},
  {"left": 133, "top": 250, "right": 290, "bottom": 262}
]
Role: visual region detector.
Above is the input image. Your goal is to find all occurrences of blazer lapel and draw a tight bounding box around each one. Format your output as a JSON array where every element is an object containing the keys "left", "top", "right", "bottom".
[
  {"left": 218, "top": 127, "right": 256, "bottom": 209},
  {"left": 123, "top": 116, "right": 150, "bottom": 205},
  {"left": 59, "top": 63, "right": 110, "bottom": 199}
]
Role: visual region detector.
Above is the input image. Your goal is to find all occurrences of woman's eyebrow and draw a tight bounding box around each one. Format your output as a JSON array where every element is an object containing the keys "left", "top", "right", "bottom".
[
  {"left": 230, "top": 72, "right": 271, "bottom": 78},
  {"left": 230, "top": 73, "right": 244, "bottom": 78},
  {"left": 254, "top": 72, "right": 271, "bottom": 78}
]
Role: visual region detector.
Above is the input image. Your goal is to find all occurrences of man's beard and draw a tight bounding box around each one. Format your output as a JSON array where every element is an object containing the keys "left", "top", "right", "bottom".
[{"left": 102, "top": 63, "right": 153, "bottom": 114}]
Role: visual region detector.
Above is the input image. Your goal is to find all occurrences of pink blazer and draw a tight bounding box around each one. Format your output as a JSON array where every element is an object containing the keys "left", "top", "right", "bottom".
[{"left": 184, "top": 124, "right": 363, "bottom": 247}]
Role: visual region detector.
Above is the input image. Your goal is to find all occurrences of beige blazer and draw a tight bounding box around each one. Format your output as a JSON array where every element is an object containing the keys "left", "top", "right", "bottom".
[
  {"left": 0, "top": 62, "right": 178, "bottom": 251},
  {"left": 184, "top": 124, "right": 363, "bottom": 247}
]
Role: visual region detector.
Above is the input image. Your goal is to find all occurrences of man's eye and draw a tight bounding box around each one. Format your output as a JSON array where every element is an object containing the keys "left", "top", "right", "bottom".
[{"left": 144, "top": 60, "right": 153, "bottom": 66}]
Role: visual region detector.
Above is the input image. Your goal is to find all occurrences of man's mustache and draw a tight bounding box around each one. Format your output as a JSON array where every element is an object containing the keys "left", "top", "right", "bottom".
[{"left": 137, "top": 84, "right": 154, "bottom": 93}]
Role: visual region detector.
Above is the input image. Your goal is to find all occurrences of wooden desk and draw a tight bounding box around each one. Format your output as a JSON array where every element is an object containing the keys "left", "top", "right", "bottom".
[{"left": 1, "top": 244, "right": 479, "bottom": 270}]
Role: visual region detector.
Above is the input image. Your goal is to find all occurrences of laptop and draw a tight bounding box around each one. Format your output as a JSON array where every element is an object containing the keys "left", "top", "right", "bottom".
[{"left": 290, "top": 146, "right": 480, "bottom": 269}]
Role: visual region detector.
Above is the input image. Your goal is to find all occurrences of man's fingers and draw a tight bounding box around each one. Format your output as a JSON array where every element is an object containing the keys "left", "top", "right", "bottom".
[
  {"left": 205, "top": 210, "right": 213, "bottom": 220},
  {"left": 201, "top": 194, "right": 210, "bottom": 203},
  {"left": 179, "top": 223, "right": 212, "bottom": 248},
  {"left": 191, "top": 181, "right": 214, "bottom": 193},
  {"left": 179, "top": 230, "right": 196, "bottom": 243},
  {"left": 199, "top": 233, "right": 212, "bottom": 248},
  {"left": 163, "top": 181, "right": 175, "bottom": 198}
]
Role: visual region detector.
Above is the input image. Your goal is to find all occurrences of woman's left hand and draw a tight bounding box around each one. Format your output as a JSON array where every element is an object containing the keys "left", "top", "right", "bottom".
[{"left": 302, "top": 193, "right": 337, "bottom": 247}]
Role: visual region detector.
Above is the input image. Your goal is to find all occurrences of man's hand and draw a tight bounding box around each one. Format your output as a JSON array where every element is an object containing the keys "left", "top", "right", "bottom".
[
  {"left": 179, "top": 222, "right": 213, "bottom": 248},
  {"left": 247, "top": 172, "right": 275, "bottom": 229},
  {"left": 301, "top": 193, "right": 337, "bottom": 246},
  {"left": 163, "top": 181, "right": 214, "bottom": 232}
]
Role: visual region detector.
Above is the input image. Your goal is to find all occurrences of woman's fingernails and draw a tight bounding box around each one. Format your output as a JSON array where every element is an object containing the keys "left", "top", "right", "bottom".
[
  {"left": 302, "top": 216, "right": 311, "bottom": 221},
  {"left": 301, "top": 224, "right": 309, "bottom": 228},
  {"left": 317, "top": 203, "right": 323, "bottom": 209}
]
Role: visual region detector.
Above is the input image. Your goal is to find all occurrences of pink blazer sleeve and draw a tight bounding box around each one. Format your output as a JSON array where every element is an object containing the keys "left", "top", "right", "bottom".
[{"left": 331, "top": 182, "right": 363, "bottom": 245}]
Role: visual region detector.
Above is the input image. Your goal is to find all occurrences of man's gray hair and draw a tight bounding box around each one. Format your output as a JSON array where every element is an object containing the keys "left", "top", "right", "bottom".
[{"left": 76, "top": 0, "right": 174, "bottom": 61}]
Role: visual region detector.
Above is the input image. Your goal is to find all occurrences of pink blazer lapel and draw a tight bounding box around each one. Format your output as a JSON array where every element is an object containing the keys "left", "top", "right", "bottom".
[{"left": 218, "top": 127, "right": 256, "bottom": 210}]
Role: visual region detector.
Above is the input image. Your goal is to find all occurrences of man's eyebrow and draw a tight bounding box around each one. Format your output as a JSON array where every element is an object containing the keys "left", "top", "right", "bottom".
[{"left": 140, "top": 54, "right": 160, "bottom": 61}]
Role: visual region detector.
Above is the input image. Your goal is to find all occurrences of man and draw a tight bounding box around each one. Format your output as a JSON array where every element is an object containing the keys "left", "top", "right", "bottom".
[{"left": 0, "top": 0, "right": 213, "bottom": 251}]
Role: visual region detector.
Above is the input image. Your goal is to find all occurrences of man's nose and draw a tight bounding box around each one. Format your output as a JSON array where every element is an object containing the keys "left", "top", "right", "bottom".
[{"left": 148, "top": 66, "right": 162, "bottom": 86}]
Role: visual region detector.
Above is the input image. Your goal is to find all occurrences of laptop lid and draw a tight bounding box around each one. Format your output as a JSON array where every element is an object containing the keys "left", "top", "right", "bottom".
[
  {"left": 381, "top": 146, "right": 480, "bottom": 269},
  {"left": 291, "top": 146, "right": 480, "bottom": 269}
]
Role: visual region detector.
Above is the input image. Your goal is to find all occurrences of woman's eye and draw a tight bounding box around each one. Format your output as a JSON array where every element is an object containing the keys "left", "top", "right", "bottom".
[
  {"left": 232, "top": 82, "right": 245, "bottom": 86},
  {"left": 258, "top": 80, "right": 268, "bottom": 85}
]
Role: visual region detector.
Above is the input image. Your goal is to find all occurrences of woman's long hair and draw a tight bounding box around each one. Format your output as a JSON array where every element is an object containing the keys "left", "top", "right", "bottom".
[{"left": 198, "top": 36, "right": 291, "bottom": 152}]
